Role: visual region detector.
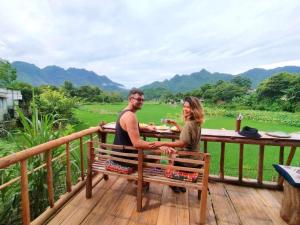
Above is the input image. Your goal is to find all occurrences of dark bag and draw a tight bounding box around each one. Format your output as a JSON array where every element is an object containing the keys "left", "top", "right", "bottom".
[{"left": 239, "top": 126, "right": 261, "bottom": 139}]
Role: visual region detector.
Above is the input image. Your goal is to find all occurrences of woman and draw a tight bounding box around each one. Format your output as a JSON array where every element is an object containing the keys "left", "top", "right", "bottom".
[{"left": 156, "top": 96, "right": 205, "bottom": 193}]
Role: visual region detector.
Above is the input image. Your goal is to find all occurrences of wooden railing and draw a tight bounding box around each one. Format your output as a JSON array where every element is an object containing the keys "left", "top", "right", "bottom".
[
  {"left": 0, "top": 124, "right": 299, "bottom": 225},
  {"left": 0, "top": 126, "right": 100, "bottom": 225},
  {"left": 101, "top": 125, "right": 300, "bottom": 190}
]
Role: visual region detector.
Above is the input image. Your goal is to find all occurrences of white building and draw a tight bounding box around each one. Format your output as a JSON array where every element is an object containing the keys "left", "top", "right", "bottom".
[{"left": 0, "top": 88, "right": 22, "bottom": 121}]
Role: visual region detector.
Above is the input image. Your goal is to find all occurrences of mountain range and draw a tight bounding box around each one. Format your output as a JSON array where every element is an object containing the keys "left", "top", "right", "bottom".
[
  {"left": 12, "top": 61, "right": 125, "bottom": 91},
  {"left": 141, "top": 66, "right": 300, "bottom": 93},
  {"left": 12, "top": 61, "right": 300, "bottom": 93}
]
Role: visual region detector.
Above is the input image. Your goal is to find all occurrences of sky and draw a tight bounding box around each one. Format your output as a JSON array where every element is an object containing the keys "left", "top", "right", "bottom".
[{"left": 1, "top": 0, "right": 300, "bottom": 88}]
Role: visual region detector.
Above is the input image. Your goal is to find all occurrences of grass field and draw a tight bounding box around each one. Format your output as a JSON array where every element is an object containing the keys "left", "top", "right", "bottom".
[{"left": 73, "top": 102, "right": 300, "bottom": 181}]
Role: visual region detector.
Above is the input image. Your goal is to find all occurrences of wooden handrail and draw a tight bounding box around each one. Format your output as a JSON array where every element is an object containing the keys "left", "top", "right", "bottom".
[{"left": 0, "top": 126, "right": 100, "bottom": 169}]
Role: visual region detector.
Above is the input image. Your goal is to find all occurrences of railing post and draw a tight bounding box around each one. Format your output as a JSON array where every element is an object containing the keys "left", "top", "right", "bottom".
[
  {"left": 203, "top": 140, "right": 208, "bottom": 153},
  {"left": 238, "top": 144, "right": 244, "bottom": 182},
  {"left": 80, "top": 137, "right": 85, "bottom": 181},
  {"left": 86, "top": 141, "right": 94, "bottom": 198},
  {"left": 257, "top": 144, "right": 265, "bottom": 185},
  {"left": 20, "top": 160, "right": 30, "bottom": 225},
  {"left": 277, "top": 146, "right": 284, "bottom": 185},
  {"left": 45, "top": 149, "right": 54, "bottom": 208},
  {"left": 219, "top": 142, "right": 225, "bottom": 180},
  {"left": 66, "top": 142, "right": 72, "bottom": 192}
]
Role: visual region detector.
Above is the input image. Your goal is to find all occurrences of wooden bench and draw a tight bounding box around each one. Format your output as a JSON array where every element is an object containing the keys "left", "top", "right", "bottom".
[{"left": 86, "top": 141, "right": 211, "bottom": 225}]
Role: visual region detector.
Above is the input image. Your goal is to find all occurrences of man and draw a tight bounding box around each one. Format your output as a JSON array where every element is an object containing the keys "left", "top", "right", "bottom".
[{"left": 113, "top": 88, "right": 158, "bottom": 149}]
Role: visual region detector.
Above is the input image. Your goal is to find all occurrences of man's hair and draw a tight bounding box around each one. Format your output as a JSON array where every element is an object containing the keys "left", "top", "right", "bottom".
[{"left": 128, "top": 88, "right": 144, "bottom": 98}]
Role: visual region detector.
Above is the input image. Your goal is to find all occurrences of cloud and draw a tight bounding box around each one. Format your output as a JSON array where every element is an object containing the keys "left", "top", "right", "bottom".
[{"left": 1, "top": 0, "right": 300, "bottom": 88}]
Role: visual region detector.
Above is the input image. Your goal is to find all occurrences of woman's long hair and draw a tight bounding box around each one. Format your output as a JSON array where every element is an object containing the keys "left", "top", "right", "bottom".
[{"left": 183, "top": 96, "right": 204, "bottom": 125}]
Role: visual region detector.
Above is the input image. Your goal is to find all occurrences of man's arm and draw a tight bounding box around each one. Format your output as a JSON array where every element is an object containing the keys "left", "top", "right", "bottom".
[{"left": 123, "top": 112, "right": 156, "bottom": 149}]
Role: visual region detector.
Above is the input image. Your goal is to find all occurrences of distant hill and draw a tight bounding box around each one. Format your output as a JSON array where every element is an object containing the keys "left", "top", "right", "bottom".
[
  {"left": 239, "top": 66, "right": 300, "bottom": 87},
  {"left": 141, "top": 66, "right": 300, "bottom": 93},
  {"left": 141, "top": 69, "right": 233, "bottom": 93},
  {"left": 12, "top": 61, "right": 125, "bottom": 91}
]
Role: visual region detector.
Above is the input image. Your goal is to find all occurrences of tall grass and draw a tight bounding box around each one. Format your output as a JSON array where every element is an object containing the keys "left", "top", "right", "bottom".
[{"left": 0, "top": 103, "right": 77, "bottom": 224}]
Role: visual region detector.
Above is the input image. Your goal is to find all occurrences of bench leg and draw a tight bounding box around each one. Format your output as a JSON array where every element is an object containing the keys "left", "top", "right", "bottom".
[
  {"left": 199, "top": 187, "right": 208, "bottom": 225},
  {"left": 198, "top": 190, "right": 201, "bottom": 200},
  {"left": 86, "top": 171, "right": 92, "bottom": 198},
  {"left": 103, "top": 174, "right": 109, "bottom": 180},
  {"left": 137, "top": 179, "right": 143, "bottom": 212}
]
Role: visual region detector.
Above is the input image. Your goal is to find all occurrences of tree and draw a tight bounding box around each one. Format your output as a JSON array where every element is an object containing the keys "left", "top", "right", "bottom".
[
  {"left": 0, "top": 59, "right": 17, "bottom": 87},
  {"left": 231, "top": 76, "right": 252, "bottom": 90}
]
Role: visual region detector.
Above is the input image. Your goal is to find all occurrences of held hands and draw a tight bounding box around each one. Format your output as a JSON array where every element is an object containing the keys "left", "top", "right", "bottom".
[{"left": 158, "top": 146, "right": 177, "bottom": 155}]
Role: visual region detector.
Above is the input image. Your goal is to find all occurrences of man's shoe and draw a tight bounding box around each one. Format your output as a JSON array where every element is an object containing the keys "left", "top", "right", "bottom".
[
  {"left": 143, "top": 182, "right": 150, "bottom": 192},
  {"left": 179, "top": 187, "right": 186, "bottom": 193},
  {"left": 170, "top": 186, "right": 180, "bottom": 193}
]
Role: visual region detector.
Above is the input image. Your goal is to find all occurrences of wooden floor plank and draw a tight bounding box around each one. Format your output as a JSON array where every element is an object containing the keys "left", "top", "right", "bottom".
[
  {"left": 209, "top": 182, "right": 241, "bottom": 225},
  {"left": 225, "top": 184, "right": 274, "bottom": 225},
  {"left": 189, "top": 189, "right": 217, "bottom": 225},
  {"left": 129, "top": 192, "right": 161, "bottom": 225},
  {"left": 254, "top": 189, "right": 286, "bottom": 225},
  {"left": 47, "top": 175, "right": 107, "bottom": 225},
  {"left": 46, "top": 176, "right": 288, "bottom": 225},
  {"left": 156, "top": 186, "right": 189, "bottom": 225}
]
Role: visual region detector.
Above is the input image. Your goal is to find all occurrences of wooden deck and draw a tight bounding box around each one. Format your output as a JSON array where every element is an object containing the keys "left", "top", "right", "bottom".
[{"left": 46, "top": 175, "right": 287, "bottom": 225}]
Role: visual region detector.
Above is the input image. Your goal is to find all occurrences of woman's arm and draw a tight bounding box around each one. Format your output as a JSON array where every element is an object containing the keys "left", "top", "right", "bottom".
[
  {"left": 154, "top": 139, "right": 186, "bottom": 148},
  {"left": 166, "top": 119, "right": 182, "bottom": 131}
]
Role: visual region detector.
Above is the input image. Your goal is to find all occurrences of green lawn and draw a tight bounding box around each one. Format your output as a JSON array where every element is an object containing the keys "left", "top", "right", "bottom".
[{"left": 73, "top": 102, "right": 300, "bottom": 181}]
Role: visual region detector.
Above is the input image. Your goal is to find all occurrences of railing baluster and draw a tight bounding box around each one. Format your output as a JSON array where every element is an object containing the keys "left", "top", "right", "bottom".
[
  {"left": 20, "top": 160, "right": 30, "bottom": 225},
  {"left": 257, "top": 145, "right": 265, "bottom": 185},
  {"left": 204, "top": 140, "right": 208, "bottom": 153},
  {"left": 80, "top": 137, "right": 84, "bottom": 181},
  {"left": 286, "top": 146, "right": 296, "bottom": 165},
  {"left": 220, "top": 142, "right": 225, "bottom": 180},
  {"left": 238, "top": 144, "right": 244, "bottom": 182},
  {"left": 66, "top": 142, "right": 72, "bottom": 192},
  {"left": 45, "top": 150, "right": 54, "bottom": 208},
  {"left": 86, "top": 141, "right": 93, "bottom": 198},
  {"left": 277, "top": 146, "right": 285, "bottom": 185},
  {"left": 278, "top": 146, "right": 296, "bottom": 186}
]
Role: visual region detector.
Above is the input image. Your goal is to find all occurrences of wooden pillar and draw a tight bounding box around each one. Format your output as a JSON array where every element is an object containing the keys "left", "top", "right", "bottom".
[
  {"left": 280, "top": 181, "right": 300, "bottom": 225},
  {"left": 20, "top": 160, "right": 30, "bottom": 225}
]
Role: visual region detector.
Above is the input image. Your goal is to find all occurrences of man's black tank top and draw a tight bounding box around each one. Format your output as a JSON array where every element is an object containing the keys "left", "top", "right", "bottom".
[{"left": 113, "top": 109, "right": 133, "bottom": 147}]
